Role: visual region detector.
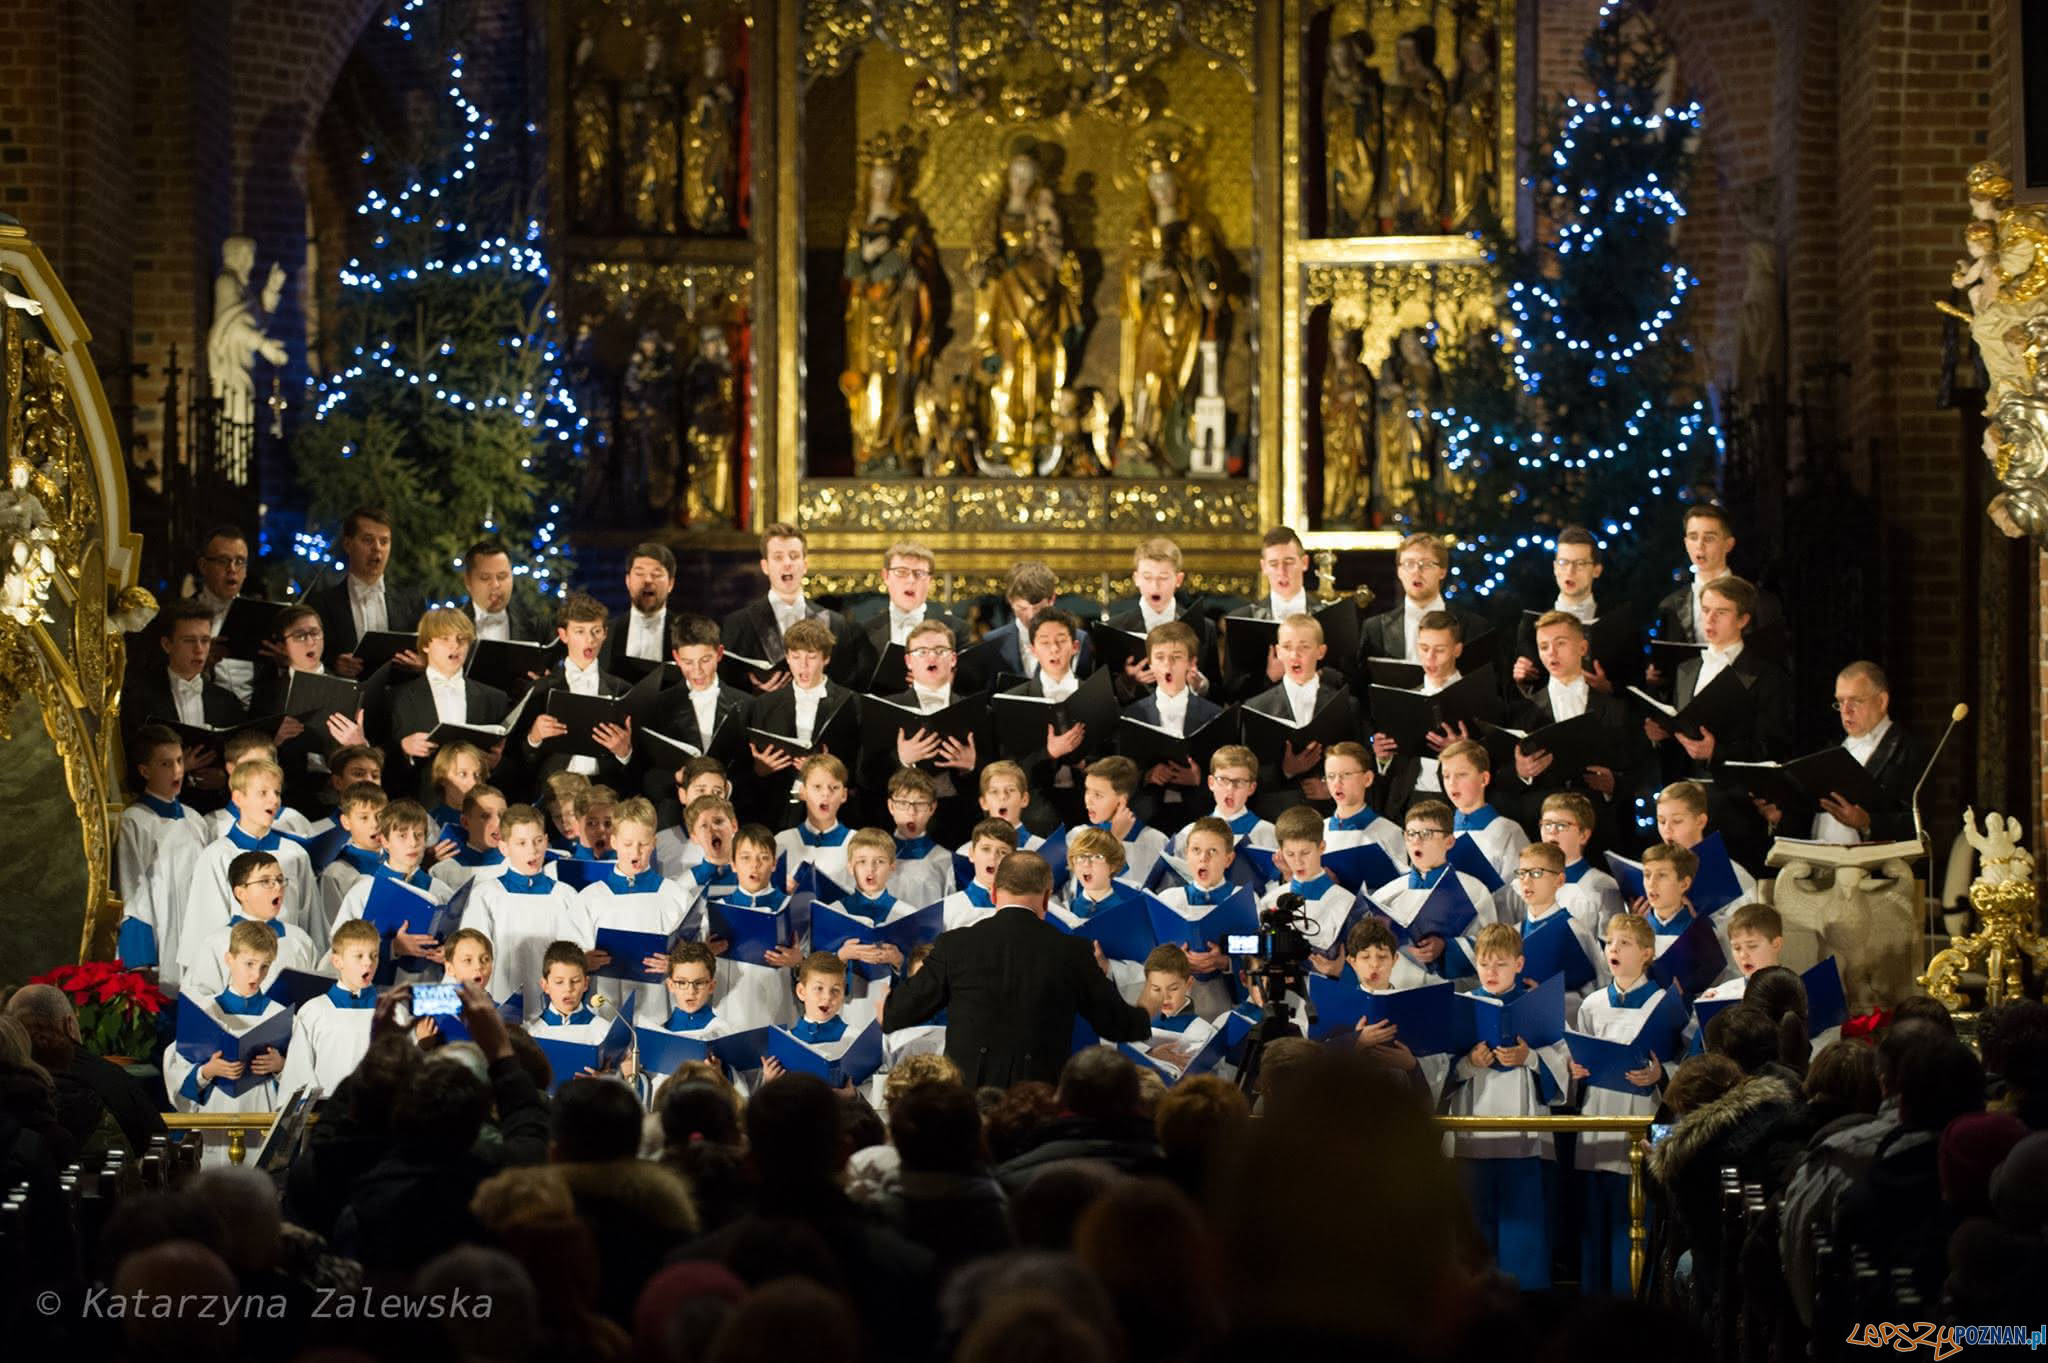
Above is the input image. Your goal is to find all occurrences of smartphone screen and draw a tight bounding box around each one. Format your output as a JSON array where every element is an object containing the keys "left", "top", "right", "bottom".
[{"left": 413, "top": 983, "right": 462, "bottom": 1017}]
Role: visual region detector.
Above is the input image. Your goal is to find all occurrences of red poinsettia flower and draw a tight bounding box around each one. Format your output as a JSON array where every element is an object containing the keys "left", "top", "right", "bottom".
[{"left": 1841, "top": 1009, "right": 1891, "bottom": 1040}]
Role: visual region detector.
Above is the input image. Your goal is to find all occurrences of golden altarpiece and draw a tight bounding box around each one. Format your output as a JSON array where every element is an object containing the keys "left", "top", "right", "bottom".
[
  {"left": 0, "top": 219, "right": 152, "bottom": 979},
  {"left": 550, "top": 0, "right": 1517, "bottom": 597}
]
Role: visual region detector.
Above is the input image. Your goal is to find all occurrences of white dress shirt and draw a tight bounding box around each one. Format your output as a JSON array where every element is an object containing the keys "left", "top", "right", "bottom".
[
  {"left": 1281, "top": 675, "right": 1320, "bottom": 726},
  {"left": 1139, "top": 601, "right": 1176, "bottom": 632},
  {"left": 426, "top": 668, "right": 468, "bottom": 724},
  {"left": 196, "top": 589, "right": 255, "bottom": 706},
  {"left": 791, "top": 680, "right": 828, "bottom": 744},
  {"left": 1153, "top": 686, "right": 1191, "bottom": 736},
  {"left": 1554, "top": 594, "right": 1598, "bottom": 625},
  {"left": 1407, "top": 668, "right": 1460, "bottom": 794},
  {"left": 472, "top": 606, "right": 511, "bottom": 643},
  {"left": 1814, "top": 718, "right": 1893, "bottom": 844},
  {"left": 347, "top": 575, "right": 388, "bottom": 638},
  {"left": 626, "top": 608, "right": 666, "bottom": 662},
  {"left": 889, "top": 606, "right": 927, "bottom": 647},
  {"left": 769, "top": 592, "right": 807, "bottom": 638},
  {"left": 1402, "top": 594, "right": 1448, "bottom": 662},
  {"left": 1269, "top": 590, "right": 1309, "bottom": 622},
  {"left": 1688, "top": 569, "right": 1715, "bottom": 641},
  {"left": 912, "top": 684, "right": 951, "bottom": 714},
  {"left": 1015, "top": 620, "right": 1038, "bottom": 678},
  {"left": 170, "top": 671, "right": 208, "bottom": 726},
  {"left": 1547, "top": 675, "right": 1590, "bottom": 721},
  {"left": 687, "top": 684, "right": 721, "bottom": 742},
  {"left": 562, "top": 658, "right": 603, "bottom": 775},
  {"left": 1695, "top": 639, "right": 1744, "bottom": 692},
  {"left": 1038, "top": 669, "right": 1078, "bottom": 703}
]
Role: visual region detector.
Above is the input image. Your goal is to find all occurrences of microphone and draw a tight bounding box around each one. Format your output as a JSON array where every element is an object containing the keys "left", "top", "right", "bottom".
[{"left": 1910, "top": 702, "right": 1969, "bottom": 852}]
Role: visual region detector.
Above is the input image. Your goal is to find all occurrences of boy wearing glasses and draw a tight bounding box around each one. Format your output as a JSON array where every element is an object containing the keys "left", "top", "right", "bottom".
[
  {"left": 884, "top": 768, "right": 953, "bottom": 906},
  {"left": 1368, "top": 799, "right": 1497, "bottom": 977},
  {"left": 872, "top": 618, "right": 982, "bottom": 841},
  {"left": 177, "top": 849, "right": 318, "bottom": 996}
]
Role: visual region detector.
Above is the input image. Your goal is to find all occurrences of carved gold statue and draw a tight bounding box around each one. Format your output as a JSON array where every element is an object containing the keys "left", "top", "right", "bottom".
[
  {"left": 1118, "top": 138, "right": 1223, "bottom": 475},
  {"left": 570, "top": 25, "right": 612, "bottom": 230},
  {"left": 623, "top": 34, "right": 679, "bottom": 235},
  {"left": 682, "top": 39, "right": 739, "bottom": 234},
  {"left": 1323, "top": 30, "right": 1383, "bottom": 236},
  {"left": 1320, "top": 324, "right": 1373, "bottom": 527},
  {"left": 840, "top": 130, "right": 937, "bottom": 476},
  {"left": 681, "top": 312, "right": 738, "bottom": 526},
  {"left": 1376, "top": 327, "right": 1439, "bottom": 519},
  {"left": 966, "top": 143, "right": 1084, "bottom": 471},
  {"left": 621, "top": 327, "right": 678, "bottom": 517},
  {"left": 1941, "top": 163, "right": 2048, "bottom": 538},
  {"left": 1921, "top": 807, "right": 2048, "bottom": 1010},
  {"left": 1443, "top": 25, "right": 1499, "bottom": 231},
  {"left": 1382, "top": 26, "right": 1446, "bottom": 234}
]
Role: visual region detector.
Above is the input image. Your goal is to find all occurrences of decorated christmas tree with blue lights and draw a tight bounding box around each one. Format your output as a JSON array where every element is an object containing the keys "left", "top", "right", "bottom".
[
  {"left": 1428, "top": 6, "right": 1718, "bottom": 607},
  {"left": 291, "top": 0, "right": 583, "bottom": 600}
]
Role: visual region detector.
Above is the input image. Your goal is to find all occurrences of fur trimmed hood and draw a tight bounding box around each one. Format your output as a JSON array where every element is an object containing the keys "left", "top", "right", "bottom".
[
  {"left": 1651, "top": 1073, "right": 1799, "bottom": 1182},
  {"left": 552, "top": 1158, "right": 701, "bottom": 1234}
]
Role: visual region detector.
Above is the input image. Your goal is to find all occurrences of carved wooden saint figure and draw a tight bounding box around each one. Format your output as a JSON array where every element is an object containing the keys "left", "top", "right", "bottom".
[
  {"left": 840, "top": 131, "right": 937, "bottom": 476},
  {"left": 1320, "top": 324, "right": 1374, "bottom": 526},
  {"left": 966, "top": 147, "right": 1084, "bottom": 471},
  {"left": 1323, "top": 30, "right": 1384, "bottom": 236},
  {"left": 1119, "top": 152, "right": 1223, "bottom": 474},
  {"left": 1443, "top": 25, "right": 1499, "bottom": 231},
  {"left": 683, "top": 39, "right": 739, "bottom": 234},
  {"left": 623, "top": 34, "right": 679, "bottom": 235},
  {"left": 682, "top": 318, "right": 738, "bottom": 526},
  {"left": 1382, "top": 26, "right": 1446, "bottom": 233}
]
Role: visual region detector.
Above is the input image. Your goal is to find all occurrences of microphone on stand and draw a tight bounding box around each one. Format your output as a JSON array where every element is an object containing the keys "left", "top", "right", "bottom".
[{"left": 1911, "top": 703, "right": 1969, "bottom": 933}]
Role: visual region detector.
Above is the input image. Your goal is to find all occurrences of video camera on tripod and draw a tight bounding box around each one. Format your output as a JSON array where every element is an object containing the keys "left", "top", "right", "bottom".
[{"left": 1232, "top": 891, "right": 1318, "bottom": 1095}]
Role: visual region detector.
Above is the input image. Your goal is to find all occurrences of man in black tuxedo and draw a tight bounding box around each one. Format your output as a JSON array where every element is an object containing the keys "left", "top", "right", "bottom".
[
  {"left": 1357, "top": 531, "right": 1491, "bottom": 673},
  {"left": 1753, "top": 660, "right": 1922, "bottom": 846},
  {"left": 123, "top": 600, "right": 246, "bottom": 803},
  {"left": 601, "top": 542, "right": 681, "bottom": 677},
  {"left": 305, "top": 507, "right": 427, "bottom": 676},
  {"left": 1496, "top": 611, "right": 1641, "bottom": 852},
  {"left": 459, "top": 539, "right": 548, "bottom": 643},
  {"left": 734, "top": 617, "right": 860, "bottom": 827},
  {"left": 1647, "top": 504, "right": 1787, "bottom": 684},
  {"left": 1644, "top": 575, "right": 1791, "bottom": 866},
  {"left": 832, "top": 539, "right": 966, "bottom": 694},
  {"left": 882, "top": 851, "right": 1152, "bottom": 1087},
  {"left": 1106, "top": 536, "right": 1219, "bottom": 700},
  {"left": 1511, "top": 526, "right": 1637, "bottom": 692},
  {"left": 719, "top": 522, "right": 844, "bottom": 677}
]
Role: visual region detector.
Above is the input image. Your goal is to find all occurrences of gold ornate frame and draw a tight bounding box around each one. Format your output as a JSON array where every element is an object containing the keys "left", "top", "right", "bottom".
[{"left": 0, "top": 220, "right": 149, "bottom": 962}]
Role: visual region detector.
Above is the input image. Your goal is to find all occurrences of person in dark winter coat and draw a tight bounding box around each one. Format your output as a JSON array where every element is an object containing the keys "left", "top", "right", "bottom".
[
  {"left": 1650, "top": 1053, "right": 1802, "bottom": 1301},
  {"left": 995, "top": 1048, "right": 1166, "bottom": 1192},
  {"left": 873, "top": 1077, "right": 1014, "bottom": 1273}
]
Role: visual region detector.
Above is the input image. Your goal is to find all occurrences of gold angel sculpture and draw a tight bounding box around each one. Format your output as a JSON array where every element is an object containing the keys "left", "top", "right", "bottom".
[{"left": 1119, "top": 135, "right": 1223, "bottom": 475}]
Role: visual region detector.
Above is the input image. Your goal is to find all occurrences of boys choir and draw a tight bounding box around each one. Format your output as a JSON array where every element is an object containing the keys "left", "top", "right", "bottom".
[{"left": 119, "top": 508, "right": 1908, "bottom": 1291}]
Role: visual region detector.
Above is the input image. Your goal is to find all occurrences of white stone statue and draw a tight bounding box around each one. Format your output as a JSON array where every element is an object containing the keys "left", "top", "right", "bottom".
[
  {"left": 1963, "top": 806, "right": 2035, "bottom": 886},
  {"left": 206, "top": 236, "right": 287, "bottom": 428}
]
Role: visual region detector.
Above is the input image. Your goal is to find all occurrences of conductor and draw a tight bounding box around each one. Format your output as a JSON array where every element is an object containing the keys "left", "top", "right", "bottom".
[{"left": 882, "top": 850, "right": 1152, "bottom": 1087}]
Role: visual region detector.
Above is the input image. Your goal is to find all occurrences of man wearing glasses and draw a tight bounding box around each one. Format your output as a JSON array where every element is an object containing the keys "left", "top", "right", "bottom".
[
  {"left": 1750, "top": 661, "right": 1920, "bottom": 846},
  {"left": 1511, "top": 527, "right": 1634, "bottom": 693},
  {"left": 1357, "top": 532, "right": 1490, "bottom": 673},
  {"left": 836, "top": 538, "right": 964, "bottom": 693},
  {"left": 193, "top": 526, "right": 258, "bottom": 706}
]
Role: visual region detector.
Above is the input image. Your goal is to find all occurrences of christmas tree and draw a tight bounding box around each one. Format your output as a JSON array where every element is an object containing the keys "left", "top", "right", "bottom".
[
  {"left": 290, "top": 0, "right": 584, "bottom": 602},
  {"left": 1424, "top": 5, "right": 1718, "bottom": 609}
]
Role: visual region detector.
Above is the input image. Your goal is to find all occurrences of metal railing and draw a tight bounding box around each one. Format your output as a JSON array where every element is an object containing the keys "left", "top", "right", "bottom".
[{"left": 165, "top": 1111, "right": 1659, "bottom": 1292}]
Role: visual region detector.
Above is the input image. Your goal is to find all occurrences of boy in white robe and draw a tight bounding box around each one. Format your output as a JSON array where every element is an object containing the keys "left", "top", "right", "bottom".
[
  {"left": 165, "top": 920, "right": 289, "bottom": 1113},
  {"left": 279, "top": 918, "right": 382, "bottom": 1096}
]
